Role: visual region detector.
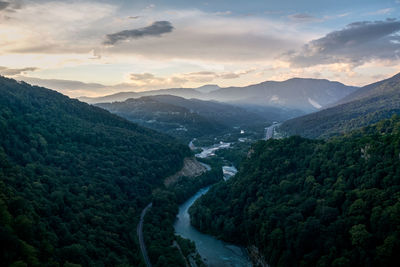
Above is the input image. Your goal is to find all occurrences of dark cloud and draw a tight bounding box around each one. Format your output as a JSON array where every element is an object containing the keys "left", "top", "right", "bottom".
[
  {"left": 286, "top": 19, "right": 400, "bottom": 67},
  {"left": 0, "top": 0, "right": 23, "bottom": 12},
  {"left": 104, "top": 21, "right": 174, "bottom": 45},
  {"left": 0, "top": 66, "right": 38, "bottom": 76},
  {"left": 0, "top": 1, "right": 9, "bottom": 11}
]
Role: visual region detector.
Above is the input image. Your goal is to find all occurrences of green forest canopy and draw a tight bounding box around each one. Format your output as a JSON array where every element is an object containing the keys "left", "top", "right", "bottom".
[
  {"left": 0, "top": 76, "right": 190, "bottom": 266},
  {"left": 190, "top": 116, "right": 400, "bottom": 267}
]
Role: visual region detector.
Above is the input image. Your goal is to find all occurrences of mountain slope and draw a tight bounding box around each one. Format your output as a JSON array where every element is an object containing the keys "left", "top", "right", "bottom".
[
  {"left": 96, "top": 95, "right": 270, "bottom": 141},
  {"left": 336, "top": 73, "right": 400, "bottom": 105},
  {"left": 209, "top": 78, "right": 358, "bottom": 111},
  {"left": 190, "top": 117, "right": 400, "bottom": 267},
  {"left": 96, "top": 95, "right": 227, "bottom": 141},
  {"left": 0, "top": 76, "right": 190, "bottom": 266},
  {"left": 280, "top": 73, "right": 400, "bottom": 138}
]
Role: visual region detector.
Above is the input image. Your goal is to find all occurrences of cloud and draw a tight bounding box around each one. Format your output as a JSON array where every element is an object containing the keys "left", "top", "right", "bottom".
[
  {"left": 105, "top": 10, "right": 302, "bottom": 62},
  {"left": 366, "top": 8, "right": 394, "bottom": 15},
  {"left": 285, "top": 19, "right": 400, "bottom": 67},
  {"left": 130, "top": 73, "right": 157, "bottom": 81},
  {"left": 145, "top": 4, "right": 155, "bottom": 10},
  {"left": 1, "top": 1, "right": 117, "bottom": 54},
  {"left": 127, "top": 69, "right": 254, "bottom": 87},
  {"left": 214, "top": 11, "right": 232, "bottom": 16},
  {"left": 1, "top": 4, "right": 302, "bottom": 63},
  {"left": 0, "top": 66, "right": 38, "bottom": 76},
  {"left": 104, "top": 21, "right": 174, "bottom": 45},
  {"left": 1, "top": 0, "right": 23, "bottom": 11},
  {"left": 182, "top": 69, "right": 254, "bottom": 82},
  {"left": 129, "top": 72, "right": 187, "bottom": 88},
  {"left": 0, "top": 1, "right": 9, "bottom": 11},
  {"left": 18, "top": 68, "right": 250, "bottom": 97},
  {"left": 288, "top": 13, "right": 321, "bottom": 23}
]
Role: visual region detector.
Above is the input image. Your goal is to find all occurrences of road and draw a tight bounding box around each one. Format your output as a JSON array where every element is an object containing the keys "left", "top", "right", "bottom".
[{"left": 137, "top": 203, "right": 153, "bottom": 267}]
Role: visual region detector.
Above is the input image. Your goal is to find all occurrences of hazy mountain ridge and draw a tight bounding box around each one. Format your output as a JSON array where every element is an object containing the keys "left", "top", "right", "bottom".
[
  {"left": 280, "top": 73, "right": 400, "bottom": 138},
  {"left": 80, "top": 87, "right": 205, "bottom": 104},
  {"left": 79, "top": 78, "right": 358, "bottom": 112}
]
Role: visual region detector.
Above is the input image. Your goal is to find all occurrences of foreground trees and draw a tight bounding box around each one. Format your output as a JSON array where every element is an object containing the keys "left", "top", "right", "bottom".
[
  {"left": 0, "top": 77, "right": 190, "bottom": 266},
  {"left": 190, "top": 116, "right": 400, "bottom": 266}
]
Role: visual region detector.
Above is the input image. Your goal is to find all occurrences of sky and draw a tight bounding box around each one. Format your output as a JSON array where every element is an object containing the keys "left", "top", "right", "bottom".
[{"left": 0, "top": 0, "right": 400, "bottom": 97}]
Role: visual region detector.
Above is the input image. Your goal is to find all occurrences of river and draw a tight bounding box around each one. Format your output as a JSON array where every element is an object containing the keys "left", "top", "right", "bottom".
[
  {"left": 174, "top": 187, "right": 252, "bottom": 267},
  {"left": 176, "top": 141, "right": 250, "bottom": 266},
  {"left": 195, "top": 142, "right": 231, "bottom": 158}
]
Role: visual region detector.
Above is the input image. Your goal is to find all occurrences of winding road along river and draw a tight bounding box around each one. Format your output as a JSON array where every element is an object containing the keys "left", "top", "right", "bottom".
[{"left": 174, "top": 187, "right": 252, "bottom": 267}]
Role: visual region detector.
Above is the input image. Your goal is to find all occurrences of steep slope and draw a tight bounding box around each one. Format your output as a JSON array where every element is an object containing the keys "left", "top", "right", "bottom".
[
  {"left": 96, "top": 95, "right": 269, "bottom": 141},
  {"left": 0, "top": 76, "right": 190, "bottom": 266},
  {"left": 190, "top": 117, "right": 400, "bottom": 267},
  {"left": 280, "top": 73, "right": 400, "bottom": 138},
  {"left": 336, "top": 73, "right": 400, "bottom": 105}
]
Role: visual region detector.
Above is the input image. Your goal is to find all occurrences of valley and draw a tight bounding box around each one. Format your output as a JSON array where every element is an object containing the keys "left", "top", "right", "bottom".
[{"left": 1, "top": 71, "right": 400, "bottom": 267}]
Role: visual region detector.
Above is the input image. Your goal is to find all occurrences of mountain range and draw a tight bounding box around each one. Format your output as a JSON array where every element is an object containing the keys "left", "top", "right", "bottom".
[{"left": 79, "top": 78, "right": 358, "bottom": 112}]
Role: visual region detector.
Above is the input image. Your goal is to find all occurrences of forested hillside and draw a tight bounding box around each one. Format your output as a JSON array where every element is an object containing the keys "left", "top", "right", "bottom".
[
  {"left": 96, "top": 96, "right": 228, "bottom": 142},
  {"left": 190, "top": 116, "right": 400, "bottom": 267},
  {"left": 0, "top": 76, "right": 190, "bottom": 266},
  {"left": 96, "top": 95, "right": 268, "bottom": 142},
  {"left": 280, "top": 73, "right": 400, "bottom": 138}
]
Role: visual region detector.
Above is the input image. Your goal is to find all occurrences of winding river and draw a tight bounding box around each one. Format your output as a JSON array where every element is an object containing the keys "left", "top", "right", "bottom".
[
  {"left": 176, "top": 141, "right": 252, "bottom": 266},
  {"left": 174, "top": 188, "right": 252, "bottom": 267}
]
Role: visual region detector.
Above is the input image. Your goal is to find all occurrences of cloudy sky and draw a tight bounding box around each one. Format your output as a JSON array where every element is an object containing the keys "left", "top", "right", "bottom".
[{"left": 0, "top": 0, "right": 400, "bottom": 97}]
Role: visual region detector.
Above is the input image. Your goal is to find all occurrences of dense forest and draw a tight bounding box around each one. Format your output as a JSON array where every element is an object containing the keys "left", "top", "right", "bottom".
[
  {"left": 190, "top": 116, "right": 400, "bottom": 266},
  {"left": 0, "top": 76, "right": 191, "bottom": 266},
  {"left": 280, "top": 73, "right": 400, "bottom": 138}
]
